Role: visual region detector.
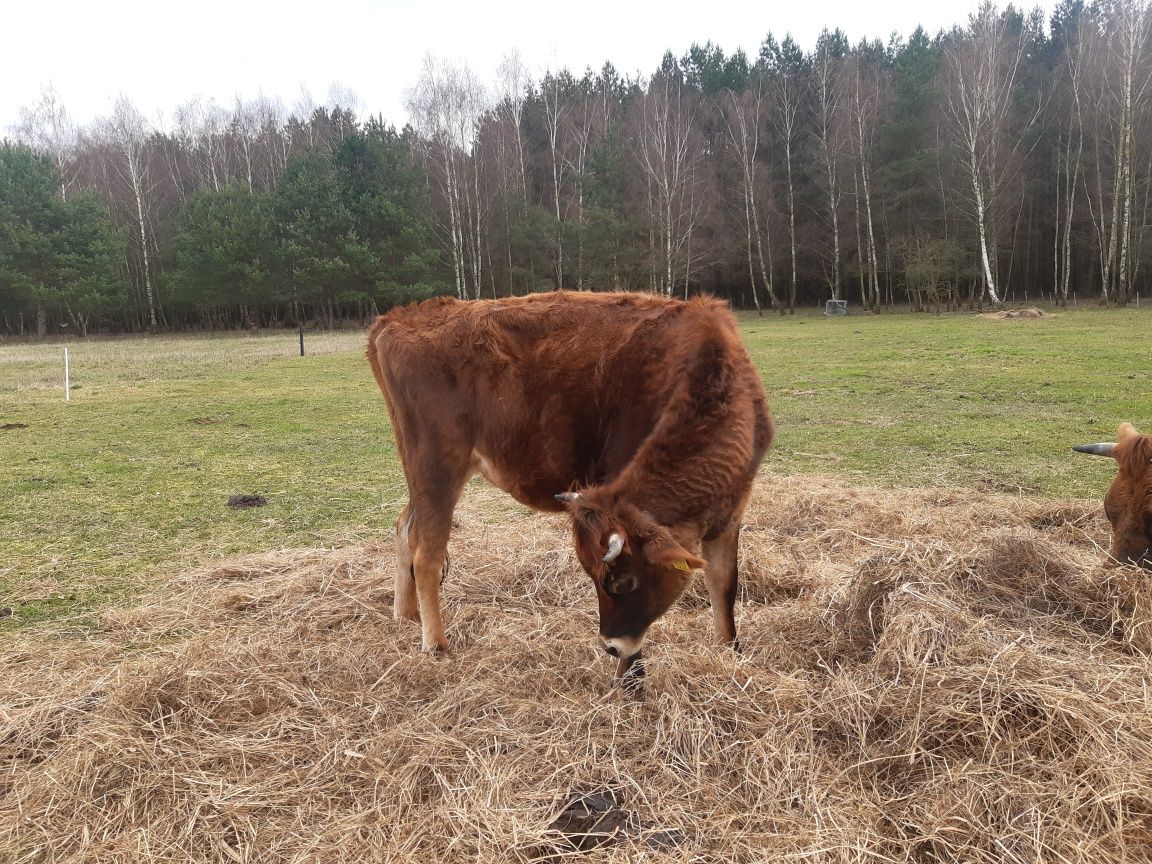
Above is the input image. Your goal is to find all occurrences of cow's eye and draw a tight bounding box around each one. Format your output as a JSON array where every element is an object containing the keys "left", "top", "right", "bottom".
[{"left": 604, "top": 571, "right": 638, "bottom": 595}]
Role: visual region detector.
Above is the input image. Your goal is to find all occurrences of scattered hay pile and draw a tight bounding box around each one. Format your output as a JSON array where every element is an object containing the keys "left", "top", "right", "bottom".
[
  {"left": 978, "top": 307, "right": 1050, "bottom": 320},
  {"left": 3, "top": 475, "right": 1152, "bottom": 863}
]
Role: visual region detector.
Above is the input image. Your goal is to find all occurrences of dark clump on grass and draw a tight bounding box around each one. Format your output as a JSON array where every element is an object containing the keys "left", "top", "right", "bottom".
[
  {"left": 226, "top": 494, "right": 267, "bottom": 508},
  {"left": 547, "top": 790, "right": 628, "bottom": 851},
  {"left": 1, "top": 476, "right": 1151, "bottom": 862},
  {"left": 1, "top": 422, "right": 28, "bottom": 430}
]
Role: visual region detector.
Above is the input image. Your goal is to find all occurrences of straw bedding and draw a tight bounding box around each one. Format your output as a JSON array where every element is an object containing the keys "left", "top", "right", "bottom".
[{"left": 3, "top": 474, "right": 1151, "bottom": 863}]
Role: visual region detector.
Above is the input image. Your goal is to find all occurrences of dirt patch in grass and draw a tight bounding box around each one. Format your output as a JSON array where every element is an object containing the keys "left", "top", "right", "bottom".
[
  {"left": 3, "top": 475, "right": 1150, "bottom": 862},
  {"left": 978, "top": 306, "right": 1050, "bottom": 320}
]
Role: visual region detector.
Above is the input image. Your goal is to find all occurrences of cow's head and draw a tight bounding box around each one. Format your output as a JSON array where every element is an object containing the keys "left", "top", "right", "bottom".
[
  {"left": 556, "top": 489, "right": 704, "bottom": 663},
  {"left": 1074, "top": 422, "right": 1152, "bottom": 568}
]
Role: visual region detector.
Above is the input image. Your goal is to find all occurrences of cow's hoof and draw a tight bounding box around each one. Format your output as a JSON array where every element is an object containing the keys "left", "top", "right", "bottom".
[
  {"left": 732, "top": 639, "right": 743, "bottom": 655},
  {"left": 421, "top": 639, "right": 450, "bottom": 656}
]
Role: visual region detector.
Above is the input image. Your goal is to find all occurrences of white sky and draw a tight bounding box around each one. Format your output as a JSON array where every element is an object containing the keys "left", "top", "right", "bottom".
[{"left": 2, "top": 0, "right": 1056, "bottom": 135}]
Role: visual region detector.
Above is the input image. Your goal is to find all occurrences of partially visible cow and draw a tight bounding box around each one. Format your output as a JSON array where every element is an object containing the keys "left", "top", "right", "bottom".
[
  {"left": 366, "top": 291, "right": 774, "bottom": 679},
  {"left": 1074, "top": 422, "right": 1152, "bottom": 568}
]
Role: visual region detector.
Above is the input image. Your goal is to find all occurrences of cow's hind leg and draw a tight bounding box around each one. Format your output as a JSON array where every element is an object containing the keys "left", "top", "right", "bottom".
[
  {"left": 394, "top": 504, "right": 418, "bottom": 622},
  {"left": 702, "top": 523, "right": 741, "bottom": 651},
  {"left": 406, "top": 467, "right": 471, "bottom": 654}
]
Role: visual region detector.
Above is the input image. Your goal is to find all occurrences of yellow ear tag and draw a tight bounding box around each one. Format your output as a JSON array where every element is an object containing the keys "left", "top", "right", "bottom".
[{"left": 672, "top": 560, "right": 691, "bottom": 572}]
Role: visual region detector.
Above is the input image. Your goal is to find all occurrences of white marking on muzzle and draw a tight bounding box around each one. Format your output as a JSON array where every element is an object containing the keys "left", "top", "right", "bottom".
[{"left": 602, "top": 635, "right": 644, "bottom": 660}]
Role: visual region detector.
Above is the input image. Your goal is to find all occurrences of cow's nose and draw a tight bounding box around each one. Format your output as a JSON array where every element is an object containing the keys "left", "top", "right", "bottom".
[{"left": 601, "top": 635, "right": 643, "bottom": 660}]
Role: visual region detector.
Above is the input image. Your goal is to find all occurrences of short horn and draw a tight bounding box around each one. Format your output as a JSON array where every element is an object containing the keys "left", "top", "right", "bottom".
[
  {"left": 603, "top": 533, "right": 624, "bottom": 563},
  {"left": 554, "top": 491, "right": 582, "bottom": 503},
  {"left": 1073, "top": 442, "right": 1117, "bottom": 457}
]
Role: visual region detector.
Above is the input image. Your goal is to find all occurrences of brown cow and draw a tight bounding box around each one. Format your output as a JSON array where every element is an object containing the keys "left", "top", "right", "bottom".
[
  {"left": 1074, "top": 422, "right": 1152, "bottom": 567},
  {"left": 366, "top": 291, "right": 773, "bottom": 678}
]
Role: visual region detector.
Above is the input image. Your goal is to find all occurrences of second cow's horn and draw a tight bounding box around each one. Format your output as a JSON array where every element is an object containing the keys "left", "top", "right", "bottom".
[{"left": 1073, "top": 442, "right": 1117, "bottom": 457}]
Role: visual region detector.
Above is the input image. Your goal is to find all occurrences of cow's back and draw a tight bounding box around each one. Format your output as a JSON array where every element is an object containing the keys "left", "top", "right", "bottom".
[{"left": 367, "top": 291, "right": 766, "bottom": 513}]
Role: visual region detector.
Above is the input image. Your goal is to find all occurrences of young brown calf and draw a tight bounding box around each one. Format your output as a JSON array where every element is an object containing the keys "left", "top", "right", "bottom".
[{"left": 367, "top": 291, "right": 774, "bottom": 679}]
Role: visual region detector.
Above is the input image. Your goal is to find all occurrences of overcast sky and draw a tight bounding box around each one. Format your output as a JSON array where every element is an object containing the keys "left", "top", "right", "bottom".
[{"left": 3, "top": 0, "right": 1056, "bottom": 135}]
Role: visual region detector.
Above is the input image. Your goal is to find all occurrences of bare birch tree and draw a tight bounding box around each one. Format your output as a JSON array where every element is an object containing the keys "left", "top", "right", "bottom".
[
  {"left": 102, "top": 96, "right": 160, "bottom": 331},
  {"left": 252, "top": 95, "right": 290, "bottom": 185},
  {"left": 634, "top": 70, "right": 705, "bottom": 297},
  {"left": 721, "top": 77, "right": 781, "bottom": 313},
  {"left": 327, "top": 83, "right": 360, "bottom": 142},
  {"left": 294, "top": 86, "right": 319, "bottom": 149},
  {"left": 1082, "top": 0, "right": 1152, "bottom": 304},
  {"left": 1111, "top": 0, "right": 1152, "bottom": 304},
  {"left": 846, "top": 48, "right": 888, "bottom": 311},
  {"left": 764, "top": 35, "right": 806, "bottom": 313},
  {"left": 174, "top": 97, "right": 229, "bottom": 192},
  {"left": 943, "top": 2, "right": 1041, "bottom": 306},
  {"left": 561, "top": 78, "right": 610, "bottom": 290},
  {"left": 1055, "top": 10, "right": 1088, "bottom": 304},
  {"left": 814, "top": 31, "right": 849, "bottom": 301},
  {"left": 406, "top": 55, "right": 489, "bottom": 299},
  {"left": 231, "top": 97, "right": 262, "bottom": 192},
  {"left": 14, "top": 84, "right": 77, "bottom": 202},
  {"left": 461, "top": 79, "right": 491, "bottom": 299},
  {"left": 542, "top": 68, "right": 570, "bottom": 289},
  {"left": 496, "top": 51, "right": 530, "bottom": 200}
]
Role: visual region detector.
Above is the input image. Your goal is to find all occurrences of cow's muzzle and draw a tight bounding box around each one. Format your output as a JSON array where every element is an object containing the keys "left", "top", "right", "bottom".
[{"left": 601, "top": 635, "right": 643, "bottom": 660}]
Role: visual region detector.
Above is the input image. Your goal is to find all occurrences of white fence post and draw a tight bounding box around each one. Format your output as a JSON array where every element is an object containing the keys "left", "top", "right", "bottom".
[{"left": 64, "top": 347, "right": 71, "bottom": 401}]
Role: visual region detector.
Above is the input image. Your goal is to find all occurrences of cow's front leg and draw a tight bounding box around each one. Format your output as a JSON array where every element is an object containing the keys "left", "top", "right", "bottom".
[
  {"left": 412, "top": 544, "right": 449, "bottom": 653},
  {"left": 702, "top": 523, "right": 741, "bottom": 651},
  {"left": 614, "top": 650, "right": 645, "bottom": 694}
]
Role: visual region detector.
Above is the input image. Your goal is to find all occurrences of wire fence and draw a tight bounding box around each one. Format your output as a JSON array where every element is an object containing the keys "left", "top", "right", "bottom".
[{"left": 0, "top": 329, "right": 367, "bottom": 402}]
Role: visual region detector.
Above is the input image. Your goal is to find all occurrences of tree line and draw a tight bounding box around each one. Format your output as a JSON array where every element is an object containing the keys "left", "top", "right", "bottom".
[
  {"left": 3, "top": 0, "right": 1151, "bottom": 336},
  {"left": 1, "top": 101, "right": 440, "bottom": 336}
]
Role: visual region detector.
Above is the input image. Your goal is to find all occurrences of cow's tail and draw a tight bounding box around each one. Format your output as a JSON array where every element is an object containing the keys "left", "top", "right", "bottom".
[{"left": 365, "top": 316, "right": 391, "bottom": 398}]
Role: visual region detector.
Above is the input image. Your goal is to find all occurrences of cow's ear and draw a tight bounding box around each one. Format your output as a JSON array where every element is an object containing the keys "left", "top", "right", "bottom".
[
  {"left": 644, "top": 537, "right": 705, "bottom": 572},
  {"left": 1119, "top": 422, "right": 1140, "bottom": 442}
]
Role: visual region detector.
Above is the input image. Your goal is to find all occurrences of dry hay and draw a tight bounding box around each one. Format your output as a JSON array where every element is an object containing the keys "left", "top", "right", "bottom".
[
  {"left": 978, "top": 307, "right": 1050, "bottom": 321},
  {"left": 3, "top": 474, "right": 1152, "bottom": 863}
]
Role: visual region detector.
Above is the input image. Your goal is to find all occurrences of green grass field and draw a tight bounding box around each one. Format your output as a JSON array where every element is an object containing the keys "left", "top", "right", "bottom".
[{"left": 1, "top": 306, "right": 1147, "bottom": 628}]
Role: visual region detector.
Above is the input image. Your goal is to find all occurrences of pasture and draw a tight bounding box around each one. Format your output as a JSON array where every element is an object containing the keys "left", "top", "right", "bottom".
[{"left": 2, "top": 306, "right": 1151, "bottom": 861}]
